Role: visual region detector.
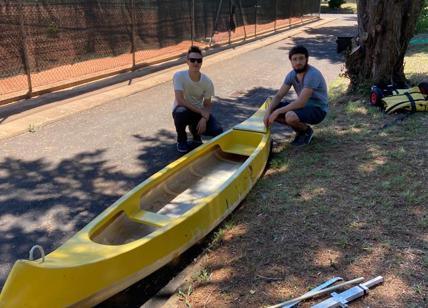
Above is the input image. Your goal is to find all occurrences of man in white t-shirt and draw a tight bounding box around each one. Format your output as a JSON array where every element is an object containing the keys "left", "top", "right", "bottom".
[{"left": 172, "top": 46, "right": 223, "bottom": 153}]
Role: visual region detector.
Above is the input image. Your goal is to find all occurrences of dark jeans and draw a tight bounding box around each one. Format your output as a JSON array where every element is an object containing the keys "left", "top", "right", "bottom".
[{"left": 172, "top": 106, "right": 224, "bottom": 143}]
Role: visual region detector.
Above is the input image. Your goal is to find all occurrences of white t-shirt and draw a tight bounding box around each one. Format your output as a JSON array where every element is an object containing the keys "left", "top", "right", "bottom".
[{"left": 173, "top": 70, "right": 214, "bottom": 109}]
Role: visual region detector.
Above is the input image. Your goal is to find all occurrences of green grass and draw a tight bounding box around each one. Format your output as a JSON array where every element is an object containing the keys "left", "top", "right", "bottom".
[
  {"left": 416, "top": 1, "right": 428, "bottom": 33},
  {"left": 320, "top": 1, "right": 357, "bottom": 14},
  {"left": 405, "top": 39, "right": 428, "bottom": 85}
]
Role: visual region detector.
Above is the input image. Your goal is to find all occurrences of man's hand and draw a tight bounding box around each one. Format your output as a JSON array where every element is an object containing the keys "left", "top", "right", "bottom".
[
  {"left": 200, "top": 109, "right": 210, "bottom": 121},
  {"left": 197, "top": 118, "right": 207, "bottom": 135},
  {"left": 263, "top": 111, "right": 271, "bottom": 128},
  {"left": 266, "top": 110, "right": 279, "bottom": 127}
]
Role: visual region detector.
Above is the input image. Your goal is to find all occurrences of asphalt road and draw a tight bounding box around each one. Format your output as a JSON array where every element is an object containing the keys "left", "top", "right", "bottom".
[{"left": 0, "top": 14, "right": 357, "bottom": 291}]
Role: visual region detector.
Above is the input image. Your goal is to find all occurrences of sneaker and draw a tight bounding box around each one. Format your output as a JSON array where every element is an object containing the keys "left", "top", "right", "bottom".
[
  {"left": 176, "top": 142, "right": 189, "bottom": 153},
  {"left": 290, "top": 132, "right": 306, "bottom": 146},
  {"left": 303, "top": 126, "right": 314, "bottom": 144},
  {"left": 189, "top": 139, "right": 203, "bottom": 150}
]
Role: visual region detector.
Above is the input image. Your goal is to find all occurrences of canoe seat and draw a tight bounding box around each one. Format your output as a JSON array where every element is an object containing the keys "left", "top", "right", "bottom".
[
  {"left": 130, "top": 210, "right": 173, "bottom": 227},
  {"left": 220, "top": 143, "right": 256, "bottom": 156},
  {"left": 158, "top": 159, "right": 241, "bottom": 217},
  {"left": 139, "top": 147, "right": 247, "bottom": 218},
  {"left": 91, "top": 211, "right": 159, "bottom": 245}
]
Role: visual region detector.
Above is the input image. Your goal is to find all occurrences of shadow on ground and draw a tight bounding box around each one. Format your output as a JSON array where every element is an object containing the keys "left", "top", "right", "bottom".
[
  {"left": 278, "top": 22, "right": 357, "bottom": 64},
  {"left": 0, "top": 87, "right": 277, "bottom": 305}
]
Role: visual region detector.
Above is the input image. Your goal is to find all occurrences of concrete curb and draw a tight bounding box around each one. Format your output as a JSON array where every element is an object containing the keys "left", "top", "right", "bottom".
[{"left": 0, "top": 17, "right": 336, "bottom": 142}]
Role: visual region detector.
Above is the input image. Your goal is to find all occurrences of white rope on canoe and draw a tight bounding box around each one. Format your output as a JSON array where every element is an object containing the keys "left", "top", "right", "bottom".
[{"left": 29, "top": 245, "right": 45, "bottom": 263}]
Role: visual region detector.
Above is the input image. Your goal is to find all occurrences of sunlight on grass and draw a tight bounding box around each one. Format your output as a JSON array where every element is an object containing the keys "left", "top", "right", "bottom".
[
  {"left": 404, "top": 45, "right": 428, "bottom": 84},
  {"left": 313, "top": 248, "right": 342, "bottom": 267},
  {"left": 298, "top": 187, "right": 326, "bottom": 201},
  {"left": 320, "top": 2, "right": 357, "bottom": 13},
  {"left": 344, "top": 100, "right": 368, "bottom": 115},
  {"left": 328, "top": 76, "right": 349, "bottom": 102},
  {"left": 358, "top": 146, "right": 388, "bottom": 173},
  {"left": 358, "top": 159, "right": 386, "bottom": 173},
  {"left": 350, "top": 220, "right": 367, "bottom": 230},
  {"left": 269, "top": 156, "right": 289, "bottom": 170}
]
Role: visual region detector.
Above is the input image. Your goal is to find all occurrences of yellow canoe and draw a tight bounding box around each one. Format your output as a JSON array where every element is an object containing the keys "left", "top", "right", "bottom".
[{"left": 0, "top": 98, "right": 271, "bottom": 307}]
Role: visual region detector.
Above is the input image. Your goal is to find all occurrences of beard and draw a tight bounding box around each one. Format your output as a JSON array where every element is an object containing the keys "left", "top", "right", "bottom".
[{"left": 293, "top": 62, "right": 308, "bottom": 74}]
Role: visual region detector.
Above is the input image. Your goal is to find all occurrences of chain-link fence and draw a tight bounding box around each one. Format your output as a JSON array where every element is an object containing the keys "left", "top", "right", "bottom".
[{"left": 0, "top": 0, "right": 320, "bottom": 105}]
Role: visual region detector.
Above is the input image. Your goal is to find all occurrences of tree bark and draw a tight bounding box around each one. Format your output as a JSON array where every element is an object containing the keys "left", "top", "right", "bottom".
[{"left": 345, "top": 0, "right": 425, "bottom": 89}]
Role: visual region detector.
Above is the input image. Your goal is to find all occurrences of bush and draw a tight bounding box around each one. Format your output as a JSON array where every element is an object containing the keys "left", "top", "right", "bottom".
[
  {"left": 328, "top": 0, "right": 346, "bottom": 9},
  {"left": 415, "top": 0, "right": 428, "bottom": 33}
]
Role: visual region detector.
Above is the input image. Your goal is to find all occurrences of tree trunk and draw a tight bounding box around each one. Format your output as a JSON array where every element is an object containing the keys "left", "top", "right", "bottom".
[{"left": 346, "top": 0, "right": 425, "bottom": 90}]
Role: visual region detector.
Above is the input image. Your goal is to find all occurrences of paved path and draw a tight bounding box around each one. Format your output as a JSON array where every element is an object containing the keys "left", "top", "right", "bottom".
[{"left": 0, "top": 15, "right": 357, "bottom": 292}]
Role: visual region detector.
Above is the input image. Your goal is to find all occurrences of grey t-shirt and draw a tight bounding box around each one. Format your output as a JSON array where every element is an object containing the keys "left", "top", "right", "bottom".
[
  {"left": 173, "top": 70, "right": 214, "bottom": 109},
  {"left": 284, "top": 65, "right": 329, "bottom": 112}
]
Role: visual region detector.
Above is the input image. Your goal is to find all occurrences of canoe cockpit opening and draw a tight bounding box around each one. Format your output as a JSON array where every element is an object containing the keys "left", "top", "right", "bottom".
[
  {"left": 90, "top": 138, "right": 262, "bottom": 246},
  {"left": 140, "top": 146, "right": 248, "bottom": 218},
  {"left": 90, "top": 211, "right": 158, "bottom": 245}
]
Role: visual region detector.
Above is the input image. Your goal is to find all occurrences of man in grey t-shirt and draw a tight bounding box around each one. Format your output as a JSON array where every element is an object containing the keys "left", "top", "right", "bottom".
[{"left": 264, "top": 45, "right": 328, "bottom": 146}]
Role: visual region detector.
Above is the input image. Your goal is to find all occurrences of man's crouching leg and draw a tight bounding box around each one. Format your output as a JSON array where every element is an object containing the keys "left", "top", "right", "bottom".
[
  {"left": 285, "top": 111, "right": 313, "bottom": 146},
  {"left": 204, "top": 115, "right": 224, "bottom": 137},
  {"left": 173, "top": 106, "right": 192, "bottom": 153}
]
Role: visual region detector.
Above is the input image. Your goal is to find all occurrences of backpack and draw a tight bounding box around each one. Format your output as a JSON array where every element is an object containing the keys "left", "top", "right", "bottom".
[{"left": 381, "top": 87, "right": 428, "bottom": 114}]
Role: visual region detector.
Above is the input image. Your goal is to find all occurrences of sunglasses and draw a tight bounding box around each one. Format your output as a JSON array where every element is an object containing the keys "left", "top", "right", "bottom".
[{"left": 188, "top": 58, "right": 203, "bottom": 63}]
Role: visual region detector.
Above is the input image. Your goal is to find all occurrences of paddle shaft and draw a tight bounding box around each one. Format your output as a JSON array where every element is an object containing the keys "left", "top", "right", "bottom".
[{"left": 268, "top": 277, "right": 365, "bottom": 308}]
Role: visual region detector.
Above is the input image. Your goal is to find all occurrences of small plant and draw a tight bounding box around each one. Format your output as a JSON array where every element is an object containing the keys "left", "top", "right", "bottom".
[
  {"left": 195, "top": 268, "right": 211, "bottom": 283},
  {"left": 178, "top": 285, "right": 193, "bottom": 307},
  {"left": 209, "top": 228, "right": 225, "bottom": 248},
  {"left": 328, "top": 0, "right": 346, "bottom": 9},
  {"left": 28, "top": 124, "right": 36, "bottom": 133}
]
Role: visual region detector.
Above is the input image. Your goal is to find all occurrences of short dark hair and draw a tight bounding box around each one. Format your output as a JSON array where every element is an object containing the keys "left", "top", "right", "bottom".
[
  {"left": 187, "top": 46, "right": 202, "bottom": 58},
  {"left": 289, "top": 45, "right": 309, "bottom": 60}
]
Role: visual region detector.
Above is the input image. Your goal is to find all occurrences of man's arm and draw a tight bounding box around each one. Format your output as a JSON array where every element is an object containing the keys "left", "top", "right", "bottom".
[
  {"left": 268, "top": 83, "right": 291, "bottom": 113},
  {"left": 201, "top": 97, "right": 213, "bottom": 119},
  {"left": 266, "top": 87, "right": 313, "bottom": 127},
  {"left": 175, "top": 90, "right": 209, "bottom": 118},
  {"left": 274, "top": 87, "right": 313, "bottom": 114},
  {"left": 196, "top": 97, "right": 213, "bottom": 134},
  {"left": 264, "top": 83, "right": 291, "bottom": 127}
]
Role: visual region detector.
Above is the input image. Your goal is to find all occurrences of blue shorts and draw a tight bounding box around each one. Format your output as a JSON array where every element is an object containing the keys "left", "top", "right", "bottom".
[{"left": 274, "top": 101, "right": 326, "bottom": 125}]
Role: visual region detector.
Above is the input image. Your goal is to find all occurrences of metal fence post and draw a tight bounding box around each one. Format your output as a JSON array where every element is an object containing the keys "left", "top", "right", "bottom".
[
  {"left": 130, "top": 0, "right": 136, "bottom": 70},
  {"left": 301, "top": 0, "right": 304, "bottom": 24},
  {"left": 228, "top": 0, "right": 231, "bottom": 45},
  {"left": 274, "top": 0, "right": 277, "bottom": 31},
  {"left": 18, "top": 0, "right": 32, "bottom": 97},
  {"left": 209, "top": 0, "right": 223, "bottom": 47},
  {"left": 191, "top": 0, "right": 195, "bottom": 45},
  {"left": 238, "top": 0, "right": 247, "bottom": 40},
  {"left": 254, "top": 0, "right": 258, "bottom": 37}
]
